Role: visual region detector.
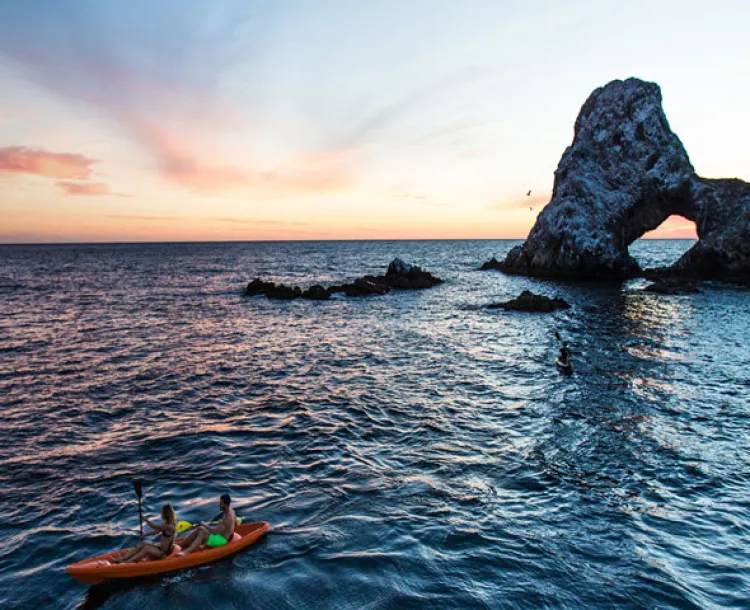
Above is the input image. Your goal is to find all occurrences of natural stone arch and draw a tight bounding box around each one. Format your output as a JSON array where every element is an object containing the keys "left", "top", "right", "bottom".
[{"left": 498, "top": 78, "right": 750, "bottom": 280}]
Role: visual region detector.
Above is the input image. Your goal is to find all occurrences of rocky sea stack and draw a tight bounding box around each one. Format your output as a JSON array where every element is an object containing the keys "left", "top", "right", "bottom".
[
  {"left": 244, "top": 259, "right": 442, "bottom": 301},
  {"left": 497, "top": 78, "right": 750, "bottom": 280},
  {"left": 488, "top": 290, "right": 570, "bottom": 313}
]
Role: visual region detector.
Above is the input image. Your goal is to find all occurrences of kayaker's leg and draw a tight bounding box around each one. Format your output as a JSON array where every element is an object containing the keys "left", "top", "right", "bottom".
[
  {"left": 176, "top": 525, "right": 210, "bottom": 555},
  {"left": 133, "top": 545, "right": 167, "bottom": 562},
  {"left": 117, "top": 543, "right": 164, "bottom": 564},
  {"left": 175, "top": 527, "right": 200, "bottom": 547},
  {"left": 112, "top": 542, "right": 145, "bottom": 564}
]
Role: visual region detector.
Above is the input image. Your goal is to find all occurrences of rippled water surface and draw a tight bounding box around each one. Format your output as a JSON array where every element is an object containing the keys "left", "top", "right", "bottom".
[{"left": 1, "top": 239, "right": 748, "bottom": 610}]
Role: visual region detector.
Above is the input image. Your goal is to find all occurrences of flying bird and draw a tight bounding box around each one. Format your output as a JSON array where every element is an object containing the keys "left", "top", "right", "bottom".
[{"left": 526, "top": 190, "right": 532, "bottom": 196}]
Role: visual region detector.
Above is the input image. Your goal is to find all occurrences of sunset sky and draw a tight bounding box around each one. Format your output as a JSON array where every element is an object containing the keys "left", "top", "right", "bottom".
[{"left": 1, "top": 0, "right": 748, "bottom": 243}]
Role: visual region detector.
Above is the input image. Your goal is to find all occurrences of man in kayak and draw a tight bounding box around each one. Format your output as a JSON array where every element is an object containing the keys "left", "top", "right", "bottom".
[{"left": 176, "top": 494, "right": 236, "bottom": 555}]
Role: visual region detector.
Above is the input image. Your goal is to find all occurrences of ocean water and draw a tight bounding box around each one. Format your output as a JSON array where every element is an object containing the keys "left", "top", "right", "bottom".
[{"left": 0, "top": 239, "right": 748, "bottom": 610}]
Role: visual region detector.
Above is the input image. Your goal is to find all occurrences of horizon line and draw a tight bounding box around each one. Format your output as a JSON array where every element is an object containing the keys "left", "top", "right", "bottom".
[{"left": 0, "top": 236, "right": 698, "bottom": 246}]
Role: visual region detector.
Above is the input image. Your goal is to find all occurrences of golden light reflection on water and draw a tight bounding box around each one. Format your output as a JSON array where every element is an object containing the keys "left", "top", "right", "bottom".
[
  {"left": 619, "top": 290, "right": 696, "bottom": 334},
  {"left": 610, "top": 373, "right": 677, "bottom": 402}
]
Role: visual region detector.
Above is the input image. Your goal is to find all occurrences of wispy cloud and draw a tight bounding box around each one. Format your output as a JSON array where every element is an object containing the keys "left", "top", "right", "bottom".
[
  {"left": 209, "top": 217, "right": 309, "bottom": 226},
  {"left": 336, "top": 68, "right": 491, "bottom": 149},
  {"left": 0, "top": 3, "right": 357, "bottom": 196},
  {"left": 57, "top": 181, "right": 130, "bottom": 197},
  {"left": 106, "top": 214, "right": 181, "bottom": 221},
  {"left": 390, "top": 190, "right": 451, "bottom": 207},
  {"left": 133, "top": 119, "right": 354, "bottom": 194},
  {"left": 0, "top": 146, "right": 97, "bottom": 179}
]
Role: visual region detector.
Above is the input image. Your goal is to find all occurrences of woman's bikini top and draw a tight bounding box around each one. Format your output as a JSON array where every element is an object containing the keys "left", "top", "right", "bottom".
[{"left": 161, "top": 525, "right": 175, "bottom": 554}]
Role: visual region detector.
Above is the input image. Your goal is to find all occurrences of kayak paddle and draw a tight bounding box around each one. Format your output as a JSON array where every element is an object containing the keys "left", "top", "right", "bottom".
[{"left": 132, "top": 479, "right": 144, "bottom": 539}]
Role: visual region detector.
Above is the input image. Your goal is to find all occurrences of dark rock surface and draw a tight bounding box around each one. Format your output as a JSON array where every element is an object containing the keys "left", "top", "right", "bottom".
[
  {"left": 342, "top": 278, "right": 390, "bottom": 297},
  {"left": 498, "top": 77, "right": 750, "bottom": 280},
  {"left": 301, "top": 285, "right": 331, "bottom": 300},
  {"left": 244, "top": 259, "right": 441, "bottom": 301},
  {"left": 244, "top": 278, "right": 277, "bottom": 296},
  {"left": 382, "top": 258, "right": 443, "bottom": 289},
  {"left": 265, "top": 284, "right": 302, "bottom": 300},
  {"left": 488, "top": 290, "right": 570, "bottom": 312},
  {"left": 480, "top": 257, "right": 503, "bottom": 271}
]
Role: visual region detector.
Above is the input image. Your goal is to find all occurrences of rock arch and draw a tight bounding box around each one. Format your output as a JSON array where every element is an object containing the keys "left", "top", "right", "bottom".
[{"left": 499, "top": 78, "right": 750, "bottom": 280}]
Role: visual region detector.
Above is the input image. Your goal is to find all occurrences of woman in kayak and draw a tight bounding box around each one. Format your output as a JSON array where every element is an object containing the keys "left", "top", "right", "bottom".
[{"left": 113, "top": 503, "right": 177, "bottom": 563}]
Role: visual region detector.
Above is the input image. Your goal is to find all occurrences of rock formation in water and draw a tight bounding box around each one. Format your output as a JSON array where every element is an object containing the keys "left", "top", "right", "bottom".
[
  {"left": 243, "top": 259, "right": 442, "bottom": 300},
  {"left": 488, "top": 290, "right": 570, "bottom": 312},
  {"left": 494, "top": 78, "right": 750, "bottom": 280},
  {"left": 479, "top": 256, "right": 503, "bottom": 271},
  {"left": 643, "top": 278, "right": 698, "bottom": 295},
  {"left": 381, "top": 258, "right": 443, "bottom": 289}
]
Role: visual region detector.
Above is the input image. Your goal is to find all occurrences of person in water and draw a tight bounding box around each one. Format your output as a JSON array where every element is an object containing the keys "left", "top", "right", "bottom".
[
  {"left": 176, "top": 494, "right": 236, "bottom": 555},
  {"left": 558, "top": 342, "right": 572, "bottom": 364},
  {"left": 113, "top": 503, "right": 176, "bottom": 563}
]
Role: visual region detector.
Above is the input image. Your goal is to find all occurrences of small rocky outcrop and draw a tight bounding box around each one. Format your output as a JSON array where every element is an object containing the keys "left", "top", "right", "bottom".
[
  {"left": 488, "top": 290, "right": 570, "bottom": 312},
  {"left": 244, "top": 278, "right": 277, "bottom": 296},
  {"left": 244, "top": 259, "right": 441, "bottom": 301},
  {"left": 338, "top": 278, "right": 391, "bottom": 297},
  {"left": 382, "top": 258, "right": 443, "bottom": 289},
  {"left": 480, "top": 257, "right": 503, "bottom": 271},
  {"left": 643, "top": 278, "right": 698, "bottom": 294},
  {"left": 265, "top": 284, "right": 302, "bottom": 300},
  {"left": 301, "top": 285, "right": 331, "bottom": 300},
  {"left": 496, "top": 77, "right": 750, "bottom": 280}
]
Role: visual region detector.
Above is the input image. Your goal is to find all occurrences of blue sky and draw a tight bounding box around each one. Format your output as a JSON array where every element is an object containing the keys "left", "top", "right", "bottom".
[{"left": 0, "top": 0, "right": 747, "bottom": 241}]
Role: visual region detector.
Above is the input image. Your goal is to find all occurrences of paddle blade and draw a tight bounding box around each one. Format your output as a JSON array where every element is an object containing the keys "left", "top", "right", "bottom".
[
  {"left": 133, "top": 479, "right": 142, "bottom": 499},
  {"left": 176, "top": 520, "right": 192, "bottom": 533},
  {"left": 554, "top": 331, "right": 562, "bottom": 341}
]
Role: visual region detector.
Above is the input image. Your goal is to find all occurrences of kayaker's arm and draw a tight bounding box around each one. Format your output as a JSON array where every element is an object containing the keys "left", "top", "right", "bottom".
[
  {"left": 205, "top": 523, "right": 223, "bottom": 535},
  {"left": 144, "top": 516, "right": 167, "bottom": 532}
]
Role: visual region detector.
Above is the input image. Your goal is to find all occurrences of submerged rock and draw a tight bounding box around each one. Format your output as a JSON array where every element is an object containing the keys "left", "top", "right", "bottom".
[
  {"left": 643, "top": 278, "right": 698, "bottom": 294},
  {"left": 499, "top": 77, "right": 750, "bottom": 280},
  {"left": 488, "top": 290, "right": 570, "bottom": 312}
]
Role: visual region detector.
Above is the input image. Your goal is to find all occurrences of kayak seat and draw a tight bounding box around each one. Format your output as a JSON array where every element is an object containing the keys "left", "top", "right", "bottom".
[{"left": 169, "top": 544, "right": 183, "bottom": 557}]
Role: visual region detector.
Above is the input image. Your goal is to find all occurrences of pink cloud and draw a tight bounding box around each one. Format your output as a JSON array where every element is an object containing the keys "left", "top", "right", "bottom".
[
  {"left": 56, "top": 180, "right": 129, "bottom": 197},
  {"left": 133, "top": 118, "right": 353, "bottom": 194},
  {"left": 0, "top": 146, "right": 98, "bottom": 179},
  {"left": 134, "top": 120, "right": 247, "bottom": 191},
  {"left": 2, "top": 49, "right": 353, "bottom": 196}
]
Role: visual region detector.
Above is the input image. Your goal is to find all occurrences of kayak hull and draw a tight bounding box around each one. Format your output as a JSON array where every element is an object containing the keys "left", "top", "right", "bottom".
[{"left": 66, "top": 521, "right": 269, "bottom": 585}]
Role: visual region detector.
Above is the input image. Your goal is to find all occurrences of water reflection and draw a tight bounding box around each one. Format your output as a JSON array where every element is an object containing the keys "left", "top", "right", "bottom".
[{"left": 0, "top": 241, "right": 747, "bottom": 610}]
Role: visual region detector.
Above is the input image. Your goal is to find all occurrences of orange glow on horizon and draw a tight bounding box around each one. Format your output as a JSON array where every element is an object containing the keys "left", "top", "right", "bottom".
[
  {"left": 0, "top": 199, "right": 705, "bottom": 243},
  {"left": 641, "top": 215, "right": 698, "bottom": 240}
]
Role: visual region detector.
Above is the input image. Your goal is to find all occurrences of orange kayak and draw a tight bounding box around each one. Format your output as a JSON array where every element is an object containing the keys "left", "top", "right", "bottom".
[{"left": 66, "top": 521, "right": 270, "bottom": 585}]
